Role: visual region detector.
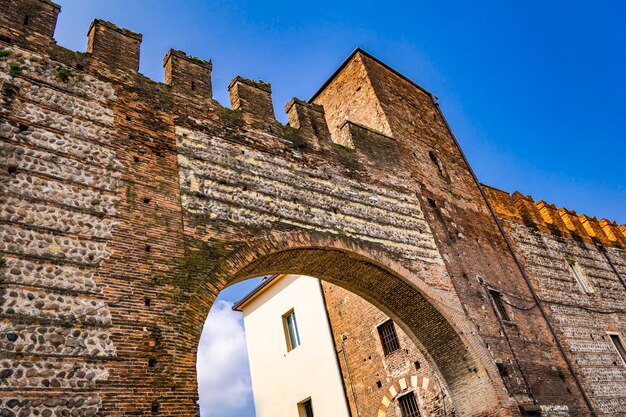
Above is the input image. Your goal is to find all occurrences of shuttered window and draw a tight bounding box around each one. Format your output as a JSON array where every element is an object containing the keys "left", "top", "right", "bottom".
[
  {"left": 568, "top": 260, "right": 593, "bottom": 293},
  {"left": 489, "top": 289, "right": 511, "bottom": 322},
  {"left": 609, "top": 334, "right": 626, "bottom": 365}
]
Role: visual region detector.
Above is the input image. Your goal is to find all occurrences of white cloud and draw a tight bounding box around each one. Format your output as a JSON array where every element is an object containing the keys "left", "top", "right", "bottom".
[{"left": 197, "top": 300, "right": 255, "bottom": 417}]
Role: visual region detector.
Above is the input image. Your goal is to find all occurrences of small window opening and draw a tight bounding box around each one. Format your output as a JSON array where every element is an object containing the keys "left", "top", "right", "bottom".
[
  {"left": 428, "top": 151, "right": 444, "bottom": 174},
  {"left": 496, "top": 362, "right": 509, "bottom": 377},
  {"left": 148, "top": 358, "right": 157, "bottom": 367},
  {"left": 376, "top": 380, "right": 382, "bottom": 388},
  {"left": 298, "top": 398, "right": 314, "bottom": 417},
  {"left": 75, "top": 63, "right": 84, "bottom": 71},
  {"left": 518, "top": 404, "right": 542, "bottom": 416},
  {"left": 398, "top": 392, "right": 421, "bottom": 417},
  {"left": 145, "top": 245, "right": 151, "bottom": 253},
  {"left": 18, "top": 123, "right": 28, "bottom": 132},
  {"left": 144, "top": 297, "right": 151, "bottom": 307},
  {"left": 7, "top": 163, "right": 18, "bottom": 175},
  {"left": 23, "top": 15, "right": 29, "bottom": 26},
  {"left": 609, "top": 334, "right": 626, "bottom": 365},
  {"left": 414, "top": 360, "right": 420, "bottom": 370},
  {"left": 143, "top": 197, "right": 151, "bottom": 204},
  {"left": 151, "top": 402, "right": 160, "bottom": 413},
  {"left": 191, "top": 81, "right": 196, "bottom": 91},
  {"left": 489, "top": 289, "right": 511, "bottom": 322},
  {"left": 568, "top": 260, "right": 593, "bottom": 293},
  {"left": 377, "top": 320, "right": 400, "bottom": 355},
  {"left": 283, "top": 310, "right": 301, "bottom": 351}
]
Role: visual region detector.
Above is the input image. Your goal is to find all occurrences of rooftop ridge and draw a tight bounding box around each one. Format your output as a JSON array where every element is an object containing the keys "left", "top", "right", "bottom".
[{"left": 308, "top": 47, "right": 435, "bottom": 103}]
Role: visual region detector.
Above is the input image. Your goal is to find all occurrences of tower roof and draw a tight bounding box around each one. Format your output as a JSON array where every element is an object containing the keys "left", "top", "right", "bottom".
[{"left": 309, "top": 47, "right": 434, "bottom": 103}]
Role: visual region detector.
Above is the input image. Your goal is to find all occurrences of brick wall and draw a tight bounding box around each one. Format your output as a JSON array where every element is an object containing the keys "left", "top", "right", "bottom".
[
  {"left": 322, "top": 281, "right": 455, "bottom": 417},
  {"left": 484, "top": 187, "right": 626, "bottom": 415}
]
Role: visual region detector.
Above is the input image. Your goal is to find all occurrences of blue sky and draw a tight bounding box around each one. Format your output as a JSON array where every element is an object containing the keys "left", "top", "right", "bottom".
[{"left": 50, "top": 2, "right": 625, "bottom": 416}]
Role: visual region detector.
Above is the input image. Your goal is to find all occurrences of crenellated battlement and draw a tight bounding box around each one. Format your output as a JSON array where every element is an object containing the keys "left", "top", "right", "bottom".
[
  {"left": 87, "top": 19, "right": 142, "bottom": 74},
  {"left": 0, "top": 0, "right": 60, "bottom": 49},
  {"left": 0, "top": 0, "right": 422, "bottom": 174},
  {"left": 483, "top": 185, "right": 626, "bottom": 248},
  {"left": 164, "top": 49, "right": 212, "bottom": 101},
  {"left": 228, "top": 76, "right": 276, "bottom": 126}
]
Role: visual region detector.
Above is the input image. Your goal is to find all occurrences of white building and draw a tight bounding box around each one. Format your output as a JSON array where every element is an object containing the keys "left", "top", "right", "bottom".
[{"left": 233, "top": 274, "right": 352, "bottom": 417}]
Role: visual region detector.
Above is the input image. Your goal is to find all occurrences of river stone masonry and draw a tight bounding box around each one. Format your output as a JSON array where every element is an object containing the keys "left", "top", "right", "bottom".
[{"left": 1, "top": 32, "right": 119, "bottom": 417}]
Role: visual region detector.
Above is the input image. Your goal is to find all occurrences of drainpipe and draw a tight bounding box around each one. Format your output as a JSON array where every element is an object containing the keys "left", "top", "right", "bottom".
[
  {"left": 340, "top": 336, "right": 361, "bottom": 417},
  {"left": 433, "top": 374, "right": 448, "bottom": 416},
  {"left": 596, "top": 244, "right": 626, "bottom": 290},
  {"left": 318, "top": 280, "right": 360, "bottom": 417},
  {"left": 429, "top": 95, "right": 597, "bottom": 416}
]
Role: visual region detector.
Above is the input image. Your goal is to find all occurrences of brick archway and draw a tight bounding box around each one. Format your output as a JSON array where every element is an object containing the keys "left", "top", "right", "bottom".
[
  {"left": 183, "top": 231, "right": 514, "bottom": 417},
  {"left": 378, "top": 375, "right": 441, "bottom": 417}
]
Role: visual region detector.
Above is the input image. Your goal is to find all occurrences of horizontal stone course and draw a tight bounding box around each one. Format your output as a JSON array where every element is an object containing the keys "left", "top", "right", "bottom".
[
  {"left": 0, "top": 71, "right": 115, "bottom": 125},
  {"left": 0, "top": 195, "right": 116, "bottom": 239},
  {"left": 0, "top": 395, "right": 101, "bottom": 417},
  {"left": 0, "top": 322, "right": 115, "bottom": 357},
  {"left": 1, "top": 172, "right": 119, "bottom": 215},
  {"left": 1, "top": 99, "right": 117, "bottom": 144},
  {"left": 0, "top": 286, "right": 111, "bottom": 324},
  {"left": 0, "top": 122, "right": 121, "bottom": 169},
  {"left": 0, "top": 256, "right": 100, "bottom": 293},
  {"left": 1, "top": 142, "right": 121, "bottom": 191},
  {"left": 0, "top": 225, "right": 111, "bottom": 265},
  {"left": 0, "top": 359, "right": 108, "bottom": 388}
]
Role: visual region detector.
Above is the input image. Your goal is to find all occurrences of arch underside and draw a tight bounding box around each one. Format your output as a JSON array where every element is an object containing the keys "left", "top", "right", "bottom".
[{"left": 202, "top": 233, "right": 513, "bottom": 417}]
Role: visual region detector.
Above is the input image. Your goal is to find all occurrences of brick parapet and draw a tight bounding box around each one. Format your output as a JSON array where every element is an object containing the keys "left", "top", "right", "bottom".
[
  {"left": 87, "top": 19, "right": 142, "bottom": 73},
  {"left": 483, "top": 185, "right": 626, "bottom": 249},
  {"left": 163, "top": 49, "right": 213, "bottom": 102}
]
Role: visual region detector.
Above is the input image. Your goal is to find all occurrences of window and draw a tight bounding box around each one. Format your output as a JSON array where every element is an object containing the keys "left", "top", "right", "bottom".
[
  {"left": 377, "top": 320, "right": 400, "bottom": 355},
  {"left": 398, "top": 392, "right": 421, "bottom": 417},
  {"left": 282, "top": 310, "right": 301, "bottom": 351},
  {"left": 489, "top": 289, "right": 511, "bottom": 322},
  {"left": 568, "top": 261, "right": 593, "bottom": 293},
  {"left": 609, "top": 333, "right": 626, "bottom": 365},
  {"left": 298, "top": 399, "right": 314, "bottom": 417}
]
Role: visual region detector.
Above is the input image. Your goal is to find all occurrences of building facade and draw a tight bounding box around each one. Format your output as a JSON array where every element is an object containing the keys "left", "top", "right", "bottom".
[{"left": 233, "top": 275, "right": 352, "bottom": 417}]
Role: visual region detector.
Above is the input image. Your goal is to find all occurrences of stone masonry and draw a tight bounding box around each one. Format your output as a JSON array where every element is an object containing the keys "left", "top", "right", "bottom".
[{"left": 0, "top": 1, "right": 624, "bottom": 416}]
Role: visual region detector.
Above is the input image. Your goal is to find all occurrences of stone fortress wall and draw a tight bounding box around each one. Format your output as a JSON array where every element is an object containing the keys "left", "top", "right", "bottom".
[{"left": 0, "top": 0, "right": 624, "bottom": 416}]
